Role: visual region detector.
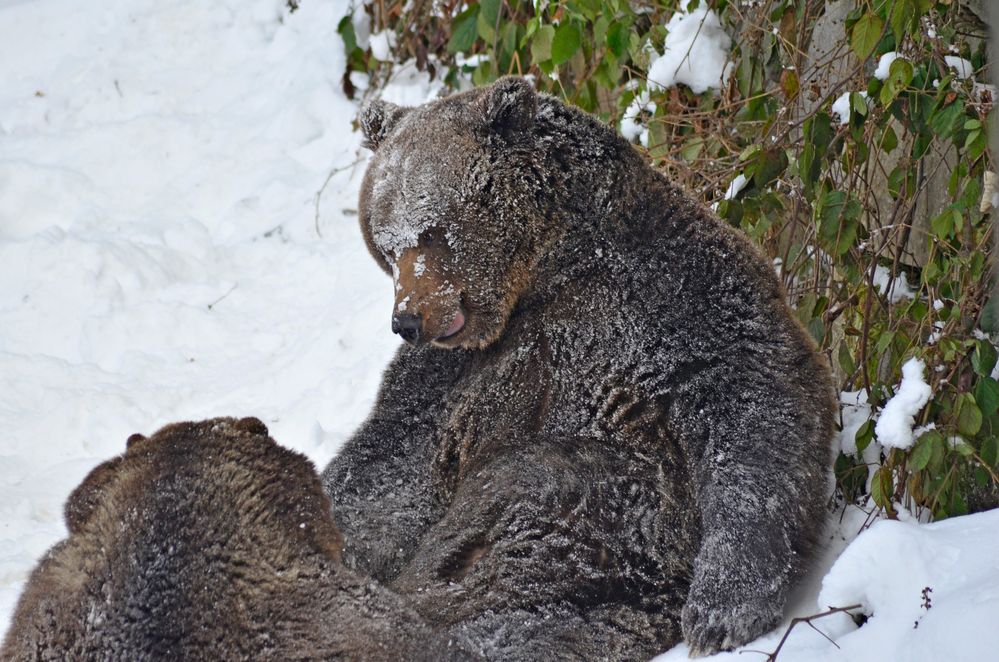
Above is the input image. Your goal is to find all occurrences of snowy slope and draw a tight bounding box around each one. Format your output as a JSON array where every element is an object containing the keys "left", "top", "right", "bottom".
[
  {"left": 1, "top": 0, "right": 997, "bottom": 659},
  {"left": 0, "top": 0, "right": 396, "bottom": 628}
]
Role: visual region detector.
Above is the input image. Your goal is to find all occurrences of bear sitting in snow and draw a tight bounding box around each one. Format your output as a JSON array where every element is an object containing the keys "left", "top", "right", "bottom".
[
  {"left": 322, "top": 77, "right": 837, "bottom": 658},
  {"left": 1, "top": 418, "right": 470, "bottom": 661}
]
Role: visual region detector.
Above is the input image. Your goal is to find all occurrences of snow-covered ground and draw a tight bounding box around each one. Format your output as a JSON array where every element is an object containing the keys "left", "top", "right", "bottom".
[
  {"left": 0, "top": 0, "right": 397, "bottom": 629},
  {"left": 1, "top": 0, "right": 997, "bottom": 659}
]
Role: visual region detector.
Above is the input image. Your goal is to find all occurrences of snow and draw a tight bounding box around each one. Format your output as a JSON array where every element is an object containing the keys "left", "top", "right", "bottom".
[
  {"left": 0, "top": 0, "right": 396, "bottom": 633},
  {"left": 872, "top": 264, "right": 914, "bottom": 303},
  {"left": 655, "top": 506, "right": 999, "bottom": 661},
  {"left": 723, "top": 173, "right": 749, "bottom": 200},
  {"left": 838, "top": 390, "right": 871, "bottom": 457},
  {"left": 831, "top": 92, "right": 852, "bottom": 124},
  {"left": 620, "top": 90, "right": 655, "bottom": 147},
  {"left": 874, "top": 52, "right": 900, "bottom": 81},
  {"left": 944, "top": 55, "right": 974, "bottom": 80},
  {"left": 875, "top": 359, "right": 932, "bottom": 450},
  {"left": 1, "top": 1, "right": 997, "bottom": 659},
  {"left": 646, "top": 0, "right": 733, "bottom": 94},
  {"left": 817, "top": 508, "right": 999, "bottom": 661},
  {"left": 369, "top": 29, "right": 396, "bottom": 61},
  {"left": 831, "top": 91, "right": 868, "bottom": 125}
]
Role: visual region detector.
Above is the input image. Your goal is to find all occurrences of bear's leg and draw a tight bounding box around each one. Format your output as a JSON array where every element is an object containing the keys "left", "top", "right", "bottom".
[
  {"left": 674, "top": 376, "right": 831, "bottom": 656},
  {"left": 322, "top": 343, "right": 469, "bottom": 582},
  {"left": 390, "top": 440, "right": 696, "bottom": 660}
]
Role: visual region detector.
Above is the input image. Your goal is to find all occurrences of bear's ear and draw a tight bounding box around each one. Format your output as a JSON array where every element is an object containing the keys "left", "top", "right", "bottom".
[
  {"left": 64, "top": 456, "right": 125, "bottom": 534},
  {"left": 484, "top": 76, "right": 537, "bottom": 136},
  {"left": 359, "top": 99, "right": 410, "bottom": 150}
]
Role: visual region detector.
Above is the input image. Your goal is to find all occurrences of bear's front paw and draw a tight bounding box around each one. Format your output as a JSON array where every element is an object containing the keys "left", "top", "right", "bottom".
[{"left": 681, "top": 591, "right": 782, "bottom": 657}]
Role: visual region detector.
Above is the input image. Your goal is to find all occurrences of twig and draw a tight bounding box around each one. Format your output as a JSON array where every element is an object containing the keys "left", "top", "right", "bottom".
[
  {"left": 314, "top": 156, "right": 364, "bottom": 237},
  {"left": 207, "top": 283, "right": 238, "bottom": 311},
  {"left": 742, "top": 604, "right": 863, "bottom": 662}
]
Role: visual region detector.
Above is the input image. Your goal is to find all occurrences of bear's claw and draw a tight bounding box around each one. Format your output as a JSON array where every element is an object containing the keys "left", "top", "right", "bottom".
[{"left": 681, "top": 593, "right": 783, "bottom": 657}]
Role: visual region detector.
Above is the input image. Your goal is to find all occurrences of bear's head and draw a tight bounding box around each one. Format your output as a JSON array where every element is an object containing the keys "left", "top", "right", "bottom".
[
  {"left": 63, "top": 417, "right": 342, "bottom": 562},
  {"left": 358, "top": 77, "right": 556, "bottom": 350}
]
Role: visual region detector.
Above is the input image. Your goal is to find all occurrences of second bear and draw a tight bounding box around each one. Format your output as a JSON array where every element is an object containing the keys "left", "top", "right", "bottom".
[{"left": 1, "top": 418, "right": 471, "bottom": 661}]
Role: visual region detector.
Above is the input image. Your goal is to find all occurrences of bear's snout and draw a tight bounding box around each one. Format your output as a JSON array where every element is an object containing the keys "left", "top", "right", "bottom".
[{"left": 392, "top": 312, "right": 424, "bottom": 345}]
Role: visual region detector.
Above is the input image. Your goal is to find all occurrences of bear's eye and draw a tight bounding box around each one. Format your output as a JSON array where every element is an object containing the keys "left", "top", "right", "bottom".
[{"left": 421, "top": 228, "right": 439, "bottom": 248}]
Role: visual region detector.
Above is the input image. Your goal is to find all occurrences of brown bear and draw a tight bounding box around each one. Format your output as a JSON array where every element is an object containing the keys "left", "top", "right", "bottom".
[
  {"left": 1, "top": 418, "right": 472, "bottom": 661},
  {"left": 321, "top": 77, "right": 837, "bottom": 658}
]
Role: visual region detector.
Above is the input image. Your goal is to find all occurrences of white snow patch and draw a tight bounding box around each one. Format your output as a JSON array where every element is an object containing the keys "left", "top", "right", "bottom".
[
  {"left": 817, "top": 509, "right": 999, "bottom": 661},
  {"left": 369, "top": 30, "right": 396, "bottom": 61},
  {"left": 455, "top": 52, "right": 490, "bottom": 68},
  {"left": 831, "top": 91, "right": 868, "bottom": 125},
  {"left": 872, "top": 265, "right": 914, "bottom": 304},
  {"left": 351, "top": 5, "right": 371, "bottom": 50},
  {"left": 0, "top": 0, "right": 407, "bottom": 633},
  {"left": 875, "top": 359, "right": 932, "bottom": 450},
  {"left": 838, "top": 390, "right": 871, "bottom": 457},
  {"left": 646, "top": 0, "right": 733, "bottom": 94},
  {"left": 927, "top": 321, "right": 945, "bottom": 345},
  {"left": 723, "top": 173, "right": 749, "bottom": 200},
  {"left": 658, "top": 507, "right": 999, "bottom": 661},
  {"left": 943, "top": 56, "right": 974, "bottom": 80},
  {"left": 620, "top": 91, "right": 656, "bottom": 147}
]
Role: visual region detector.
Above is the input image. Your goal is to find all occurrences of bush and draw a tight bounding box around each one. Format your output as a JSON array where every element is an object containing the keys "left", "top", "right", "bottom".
[{"left": 338, "top": 0, "right": 997, "bottom": 520}]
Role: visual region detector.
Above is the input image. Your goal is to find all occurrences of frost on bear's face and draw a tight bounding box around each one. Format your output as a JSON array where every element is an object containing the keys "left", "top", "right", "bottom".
[{"left": 357, "top": 79, "right": 549, "bottom": 350}]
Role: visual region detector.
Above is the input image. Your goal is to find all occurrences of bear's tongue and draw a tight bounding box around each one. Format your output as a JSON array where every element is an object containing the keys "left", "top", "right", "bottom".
[{"left": 443, "top": 309, "right": 465, "bottom": 338}]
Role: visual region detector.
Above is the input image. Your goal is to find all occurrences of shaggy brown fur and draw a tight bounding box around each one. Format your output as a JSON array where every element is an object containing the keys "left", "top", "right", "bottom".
[
  {"left": 324, "top": 77, "right": 837, "bottom": 659},
  {"left": 1, "top": 418, "right": 471, "bottom": 661}
]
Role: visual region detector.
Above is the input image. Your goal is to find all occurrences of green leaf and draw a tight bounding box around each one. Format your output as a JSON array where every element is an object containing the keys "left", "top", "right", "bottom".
[
  {"left": 817, "top": 190, "right": 861, "bottom": 255},
  {"left": 910, "top": 431, "right": 935, "bottom": 471},
  {"left": 972, "top": 340, "right": 998, "bottom": 377},
  {"left": 530, "top": 25, "right": 555, "bottom": 63},
  {"left": 928, "top": 102, "right": 964, "bottom": 140},
  {"left": 880, "top": 125, "right": 898, "bottom": 153},
  {"left": 931, "top": 209, "right": 954, "bottom": 239},
  {"left": 447, "top": 5, "right": 480, "bottom": 54},
  {"left": 952, "top": 437, "right": 974, "bottom": 456},
  {"left": 851, "top": 13, "right": 883, "bottom": 60},
  {"left": 476, "top": 0, "right": 501, "bottom": 45},
  {"left": 891, "top": 0, "right": 917, "bottom": 42},
  {"left": 851, "top": 91, "right": 869, "bottom": 116},
  {"left": 522, "top": 16, "right": 539, "bottom": 44},
  {"left": 551, "top": 21, "right": 582, "bottom": 66},
  {"left": 856, "top": 419, "right": 875, "bottom": 454},
  {"left": 982, "top": 436, "right": 999, "bottom": 467},
  {"left": 606, "top": 20, "right": 630, "bottom": 58},
  {"left": 575, "top": 0, "right": 601, "bottom": 21},
  {"left": 928, "top": 430, "right": 947, "bottom": 474},
  {"left": 337, "top": 15, "right": 357, "bottom": 53},
  {"left": 752, "top": 149, "right": 788, "bottom": 188},
  {"left": 957, "top": 394, "right": 984, "bottom": 437},
  {"left": 975, "top": 466, "right": 990, "bottom": 487},
  {"left": 871, "top": 465, "right": 893, "bottom": 508},
  {"left": 879, "top": 58, "right": 914, "bottom": 106},
  {"left": 976, "top": 377, "right": 999, "bottom": 419}
]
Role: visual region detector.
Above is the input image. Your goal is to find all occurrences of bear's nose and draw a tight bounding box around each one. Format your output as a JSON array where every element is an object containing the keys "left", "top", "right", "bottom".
[{"left": 391, "top": 312, "right": 423, "bottom": 345}]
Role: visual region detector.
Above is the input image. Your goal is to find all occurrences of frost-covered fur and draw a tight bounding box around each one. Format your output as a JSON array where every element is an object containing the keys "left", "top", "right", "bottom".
[
  {"left": 1, "top": 418, "right": 470, "bottom": 661},
  {"left": 322, "top": 78, "right": 837, "bottom": 658}
]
